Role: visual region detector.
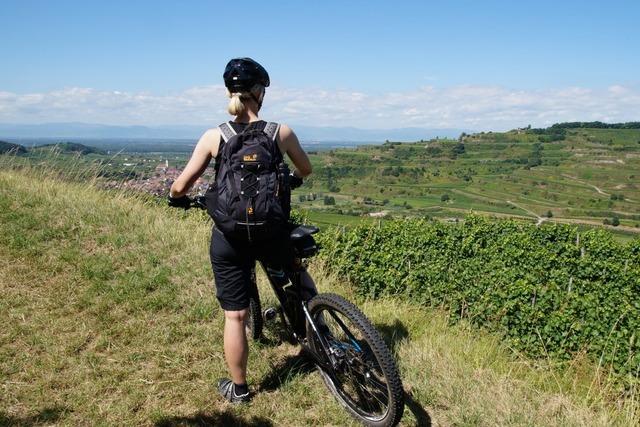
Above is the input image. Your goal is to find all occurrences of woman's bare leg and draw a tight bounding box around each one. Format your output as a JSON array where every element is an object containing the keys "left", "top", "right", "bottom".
[{"left": 223, "top": 309, "right": 249, "bottom": 385}]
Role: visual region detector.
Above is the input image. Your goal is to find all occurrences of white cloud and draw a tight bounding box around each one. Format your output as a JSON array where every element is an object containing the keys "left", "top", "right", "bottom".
[{"left": 0, "top": 83, "right": 639, "bottom": 130}]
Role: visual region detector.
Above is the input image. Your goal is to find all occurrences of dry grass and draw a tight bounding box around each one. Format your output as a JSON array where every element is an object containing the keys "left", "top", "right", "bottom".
[{"left": 0, "top": 167, "right": 638, "bottom": 426}]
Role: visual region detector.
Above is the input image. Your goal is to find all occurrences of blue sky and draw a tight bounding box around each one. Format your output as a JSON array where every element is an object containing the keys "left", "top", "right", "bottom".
[{"left": 1, "top": 0, "right": 639, "bottom": 130}]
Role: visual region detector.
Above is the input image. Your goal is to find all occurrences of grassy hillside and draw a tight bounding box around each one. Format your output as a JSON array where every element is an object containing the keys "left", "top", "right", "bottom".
[
  {"left": 30, "top": 142, "right": 106, "bottom": 155},
  {"left": 1, "top": 168, "right": 638, "bottom": 425},
  {"left": 0, "top": 141, "right": 27, "bottom": 155}
]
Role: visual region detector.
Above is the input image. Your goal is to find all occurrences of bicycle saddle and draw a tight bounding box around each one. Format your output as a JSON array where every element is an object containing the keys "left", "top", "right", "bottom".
[{"left": 290, "top": 224, "right": 319, "bottom": 241}]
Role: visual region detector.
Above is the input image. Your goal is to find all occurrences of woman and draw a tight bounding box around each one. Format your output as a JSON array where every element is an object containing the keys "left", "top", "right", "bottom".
[{"left": 168, "top": 58, "right": 312, "bottom": 403}]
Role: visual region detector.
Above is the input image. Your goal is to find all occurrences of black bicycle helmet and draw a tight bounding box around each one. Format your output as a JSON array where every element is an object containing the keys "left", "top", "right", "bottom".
[{"left": 223, "top": 57, "right": 270, "bottom": 92}]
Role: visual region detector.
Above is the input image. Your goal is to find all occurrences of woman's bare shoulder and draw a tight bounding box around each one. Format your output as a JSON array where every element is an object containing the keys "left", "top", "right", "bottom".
[
  {"left": 199, "top": 127, "right": 222, "bottom": 156},
  {"left": 201, "top": 127, "right": 221, "bottom": 142},
  {"left": 278, "top": 123, "right": 294, "bottom": 137},
  {"left": 277, "top": 123, "right": 297, "bottom": 145}
]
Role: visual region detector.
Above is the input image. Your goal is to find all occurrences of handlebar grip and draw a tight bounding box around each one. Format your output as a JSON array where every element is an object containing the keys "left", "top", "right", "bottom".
[
  {"left": 193, "top": 195, "right": 207, "bottom": 210},
  {"left": 168, "top": 195, "right": 192, "bottom": 210},
  {"left": 290, "top": 174, "right": 303, "bottom": 190}
]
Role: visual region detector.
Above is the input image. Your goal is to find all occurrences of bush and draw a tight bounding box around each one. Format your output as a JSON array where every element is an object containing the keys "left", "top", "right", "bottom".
[
  {"left": 323, "top": 196, "right": 335, "bottom": 205},
  {"left": 452, "top": 143, "right": 465, "bottom": 155},
  {"left": 317, "top": 216, "right": 640, "bottom": 383},
  {"left": 441, "top": 194, "right": 450, "bottom": 202}
]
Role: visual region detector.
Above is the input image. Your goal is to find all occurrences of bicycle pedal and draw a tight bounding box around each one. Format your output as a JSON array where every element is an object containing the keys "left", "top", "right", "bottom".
[{"left": 263, "top": 307, "right": 278, "bottom": 321}]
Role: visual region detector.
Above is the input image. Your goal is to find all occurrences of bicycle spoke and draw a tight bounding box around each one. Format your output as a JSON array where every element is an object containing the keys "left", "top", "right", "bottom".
[
  {"left": 352, "top": 372, "right": 376, "bottom": 413},
  {"left": 362, "top": 380, "right": 388, "bottom": 408},
  {"left": 312, "top": 306, "right": 391, "bottom": 419},
  {"left": 350, "top": 365, "right": 388, "bottom": 412},
  {"left": 307, "top": 293, "right": 405, "bottom": 425}
]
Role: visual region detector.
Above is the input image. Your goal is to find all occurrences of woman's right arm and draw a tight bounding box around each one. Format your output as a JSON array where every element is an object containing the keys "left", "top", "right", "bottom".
[
  {"left": 279, "top": 124, "right": 312, "bottom": 177},
  {"left": 170, "top": 128, "right": 220, "bottom": 197}
]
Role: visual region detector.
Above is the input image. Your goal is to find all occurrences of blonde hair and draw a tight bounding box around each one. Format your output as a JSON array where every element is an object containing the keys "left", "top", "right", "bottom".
[{"left": 227, "top": 84, "right": 265, "bottom": 116}]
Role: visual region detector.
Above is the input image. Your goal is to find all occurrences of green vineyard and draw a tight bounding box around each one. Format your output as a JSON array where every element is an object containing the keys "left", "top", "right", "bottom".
[{"left": 317, "top": 216, "right": 640, "bottom": 384}]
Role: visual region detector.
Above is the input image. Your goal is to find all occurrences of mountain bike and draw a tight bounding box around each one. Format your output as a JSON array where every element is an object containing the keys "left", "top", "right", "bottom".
[{"left": 179, "top": 197, "right": 405, "bottom": 426}]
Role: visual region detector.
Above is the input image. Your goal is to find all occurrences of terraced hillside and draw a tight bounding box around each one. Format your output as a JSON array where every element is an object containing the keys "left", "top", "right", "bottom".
[{"left": 295, "top": 127, "right": 640, "bottom": 236}]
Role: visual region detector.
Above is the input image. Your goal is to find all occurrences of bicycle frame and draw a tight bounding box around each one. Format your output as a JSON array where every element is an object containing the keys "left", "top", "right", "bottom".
[{"left": 258, "top": 262, "right": 338, "bottom": 372}]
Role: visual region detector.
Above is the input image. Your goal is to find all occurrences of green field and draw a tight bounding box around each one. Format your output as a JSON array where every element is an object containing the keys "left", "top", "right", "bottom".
[{"left": 293, "top": 127, "right": 640, "bottom": 237}]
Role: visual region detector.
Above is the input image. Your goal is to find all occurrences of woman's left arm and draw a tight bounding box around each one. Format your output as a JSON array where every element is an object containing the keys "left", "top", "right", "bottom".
[{"left": 169, "top": 129, "right": 219, "bottom": 197}]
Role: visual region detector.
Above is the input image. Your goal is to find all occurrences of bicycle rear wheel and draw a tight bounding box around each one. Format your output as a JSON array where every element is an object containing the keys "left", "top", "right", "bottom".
[{"left": 306, "top": 293, "right": 404, "bottom": 427}]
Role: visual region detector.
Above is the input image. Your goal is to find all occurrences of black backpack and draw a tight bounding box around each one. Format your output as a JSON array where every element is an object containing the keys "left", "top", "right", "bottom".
[{"left": 205, "top": 121, "right": 291, "bottom": 241}]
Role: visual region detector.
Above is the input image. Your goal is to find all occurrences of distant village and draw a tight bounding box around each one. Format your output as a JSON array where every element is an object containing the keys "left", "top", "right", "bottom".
[{"left": 101, "top": 159, "right": 210, "bottom": 197}]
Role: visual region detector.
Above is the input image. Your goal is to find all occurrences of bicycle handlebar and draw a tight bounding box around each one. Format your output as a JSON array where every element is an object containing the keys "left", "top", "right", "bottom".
[
  {"left": 167, "top": 195, "right": 206, "bottom": 210},
  {"left": 169, "top": 176, "right": 303, "bottom": 211}
]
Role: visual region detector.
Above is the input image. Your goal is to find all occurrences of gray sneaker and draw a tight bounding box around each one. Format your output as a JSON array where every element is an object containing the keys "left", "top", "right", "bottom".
[{"left": 217, "top": 378, "right": 251, "bottom": 404}]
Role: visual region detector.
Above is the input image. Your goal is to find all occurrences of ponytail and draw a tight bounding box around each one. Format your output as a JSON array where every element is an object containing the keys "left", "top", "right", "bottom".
[
  {"left": 227, "top": 92, "right": 245, "bottom": 116},
  {"left": 226, "top": 85, "right": 265, "bottom": 116}
]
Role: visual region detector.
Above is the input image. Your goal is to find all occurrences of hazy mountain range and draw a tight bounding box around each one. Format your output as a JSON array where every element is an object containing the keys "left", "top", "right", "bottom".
[{"left": 0, "top": 122, "right": 469, "bottom": 143}]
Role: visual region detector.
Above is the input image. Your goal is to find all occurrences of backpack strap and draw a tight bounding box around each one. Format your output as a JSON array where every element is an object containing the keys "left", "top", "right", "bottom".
[
  {"left": 218, "top": 122, "right": 237, "bottom": 143},
  {"left": 263, "top": 122, "right": 280, "bottom": 142}
]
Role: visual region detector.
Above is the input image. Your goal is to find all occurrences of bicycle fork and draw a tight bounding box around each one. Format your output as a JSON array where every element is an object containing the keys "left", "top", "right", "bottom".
[
  {"left": 262, "top": 263, "right": 339, "bottom": 371},
  {"left": 301, "top": 302, "right": 342, "bottom": 371}
]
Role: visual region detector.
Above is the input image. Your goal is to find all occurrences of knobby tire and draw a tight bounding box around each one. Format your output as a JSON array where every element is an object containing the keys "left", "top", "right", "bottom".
[{"left": 306, "top": 293, "right": 404, "bottom": 427}]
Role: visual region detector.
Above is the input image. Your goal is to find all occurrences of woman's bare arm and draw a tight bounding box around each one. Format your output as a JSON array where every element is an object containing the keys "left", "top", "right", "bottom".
[
  {"left": 279, "top": 124, "right": 312, "bottom": 177},
  {"left": 170, "top": 128, "right": 220, "bottom": 197}
]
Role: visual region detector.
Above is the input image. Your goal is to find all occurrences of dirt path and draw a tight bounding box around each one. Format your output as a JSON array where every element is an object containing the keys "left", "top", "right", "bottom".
[
  {"left": 561, "top": 174, "right": 639, "bottom": 203},
  {"left": 506, "top": 200, "right": 542, "bottom": 220},
  {"left": 448, "top": 188, "right": 554, "bottom": 226},
  {"left": 451, "top": 189, "right": 543, "bottom": 220},
  {"left": 561, "top": 174, "right": 609, "bottom": 196},
  {"left": 506, "top": 201, "right": 549, "bottom": 226},
  {"left": 440, "top": 206, "right": 639, "bottom": 234}
]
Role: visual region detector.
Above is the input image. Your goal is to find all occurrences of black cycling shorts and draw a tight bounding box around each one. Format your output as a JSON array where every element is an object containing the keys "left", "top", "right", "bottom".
[{"left": 210, "top": 227, "right": 294, "bottom": 311}]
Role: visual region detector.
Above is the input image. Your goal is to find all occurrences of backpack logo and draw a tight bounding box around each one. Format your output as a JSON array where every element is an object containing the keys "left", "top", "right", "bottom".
[{"left": 243, "top": 153, "right": 258, "bottom": 161}]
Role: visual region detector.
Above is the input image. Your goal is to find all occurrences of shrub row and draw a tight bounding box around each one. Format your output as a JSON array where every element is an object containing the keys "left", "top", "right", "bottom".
[{"left": 316, "top": 216, "right": 640, "bottom": 383}]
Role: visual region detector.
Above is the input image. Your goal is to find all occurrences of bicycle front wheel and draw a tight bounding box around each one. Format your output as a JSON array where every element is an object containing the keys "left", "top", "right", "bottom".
[
  {"left": 245, "top": 269, "right": 263, "bottom": 340},
  {"left": 306, "top": 293, "right": 404, "bottom": 427}
]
